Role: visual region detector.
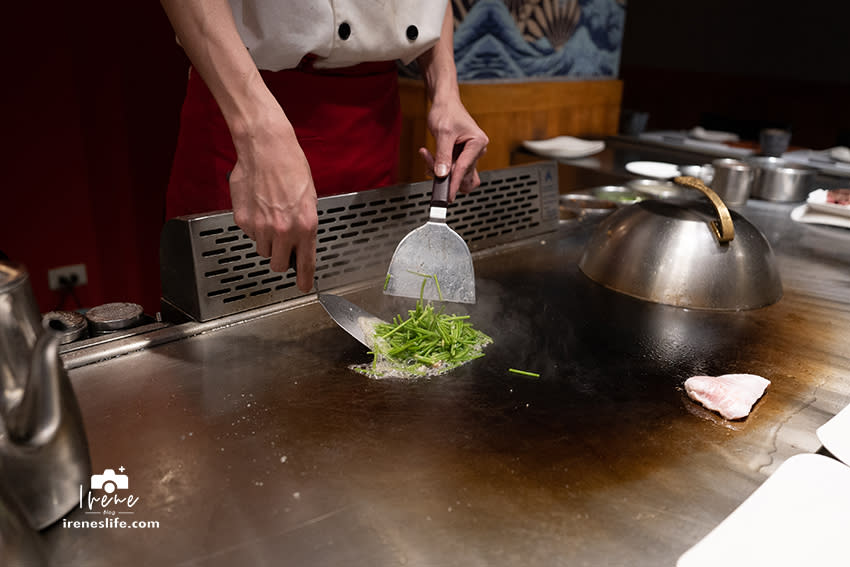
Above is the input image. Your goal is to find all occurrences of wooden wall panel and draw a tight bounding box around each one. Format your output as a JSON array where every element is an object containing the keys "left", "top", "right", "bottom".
[
  {"left": 398, "top": 78, "right": 623, "bottom": 182},
  {"left": 398, "top": 80, "right": 430, "bottom": 184}
]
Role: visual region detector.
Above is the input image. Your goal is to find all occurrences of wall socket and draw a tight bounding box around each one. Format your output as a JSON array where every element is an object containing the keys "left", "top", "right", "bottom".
[{"left": 48, "top": 264, "right": 88, "bottom": 291}]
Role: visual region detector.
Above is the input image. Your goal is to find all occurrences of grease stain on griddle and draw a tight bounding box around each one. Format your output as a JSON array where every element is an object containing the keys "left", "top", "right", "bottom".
[{"left": 198, "top": 234, "right": 841, "bottom": 544}]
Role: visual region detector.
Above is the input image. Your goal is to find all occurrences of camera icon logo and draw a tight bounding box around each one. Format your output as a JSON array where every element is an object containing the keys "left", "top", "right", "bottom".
[{"left": 91, "top": 468, "right": 129, "bottom": 494}]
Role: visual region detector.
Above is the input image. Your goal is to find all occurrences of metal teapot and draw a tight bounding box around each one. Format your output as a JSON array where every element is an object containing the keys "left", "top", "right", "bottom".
[{"left": 0, "top": 261, "right": 91, "bottom": 530}]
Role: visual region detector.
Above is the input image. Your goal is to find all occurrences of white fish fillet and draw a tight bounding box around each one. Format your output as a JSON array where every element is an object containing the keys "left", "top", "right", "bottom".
[{"left": 684, "top": 374, "right": 771, "bottom": 420}]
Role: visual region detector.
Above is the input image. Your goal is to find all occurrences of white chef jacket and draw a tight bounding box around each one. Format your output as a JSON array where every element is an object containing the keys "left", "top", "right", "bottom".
[{"left": 229, "top": 0, "right": 449, "bottom": 71}]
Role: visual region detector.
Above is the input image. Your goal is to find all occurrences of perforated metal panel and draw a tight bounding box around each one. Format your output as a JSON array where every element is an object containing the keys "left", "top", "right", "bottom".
[{"left": 160, "top": 162, "right": 558, "bottom": 321}]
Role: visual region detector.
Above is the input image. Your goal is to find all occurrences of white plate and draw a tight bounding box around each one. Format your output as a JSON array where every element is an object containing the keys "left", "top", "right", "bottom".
[
  {"left": 817, "top": 403, "right": 850, "bottom": 466},
  {"left": 688, "top": 126, "right": 740, "bottom": 143},
  {"left": 790, "top": 205, "right": 850, "bottom": 230},
  {"left": 522, "top": 136, "right": 605, "bottom": 159},
  {"left": 806, "top": 189, "right": 850, "bottom": 219},
  {"left": 625, "top": 160, "right": 680, "bottom": 179},
  {"left": 677, "top": 453, "right": 850, "bottom": 567}
]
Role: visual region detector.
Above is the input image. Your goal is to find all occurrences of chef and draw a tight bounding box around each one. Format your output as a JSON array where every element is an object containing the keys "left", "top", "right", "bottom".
[{"left": 161, "top": 0, "right": 488, "bottom": 293}]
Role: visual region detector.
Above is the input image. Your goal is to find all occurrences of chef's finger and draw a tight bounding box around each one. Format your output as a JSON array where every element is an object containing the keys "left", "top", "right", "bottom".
[
  {"left": 269, "top": 236, "right": 294, "bottom": 274},
  {"left": 250, "top": 213, "right": 281, "bottom": 259},
  {"left": 294, "top": 237, "right": 316, "bottom": 293},
  {"left": 459, "top": 168, "right": 480, "bottom": 195},
  {"left": 253, "top": 225, "right": 273, "bottom": 258},
  {"left": 432, "top": 133, "right": 454, "bottom": 180},
  {"left": 418, "top": 147, "right": 436, "bottom": 175},
  {"left": 450, "top": 140, "right": 486, "bottom": 199}
]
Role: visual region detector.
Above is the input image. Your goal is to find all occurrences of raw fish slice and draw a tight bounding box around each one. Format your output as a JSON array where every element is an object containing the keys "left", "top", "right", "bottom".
[{"left": 684, "top": 374, "right": 771, "bottom": 420}]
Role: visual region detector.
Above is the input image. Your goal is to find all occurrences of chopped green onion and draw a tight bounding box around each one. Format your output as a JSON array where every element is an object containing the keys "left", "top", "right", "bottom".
[
  {"left": 357, "top": 273, "right": 491, "bottom": 378},
  {"left": 508, "top": 368, "right": 540, "bottom": 378},
  {"left": 405, "top": 270, "right": 443, "bottom": 301},
  {"left": 384, "top": 273, "right": 392, "bottom": 290},
  {"left": 433, "top": 275, "right": 443, "bottom": 301}
]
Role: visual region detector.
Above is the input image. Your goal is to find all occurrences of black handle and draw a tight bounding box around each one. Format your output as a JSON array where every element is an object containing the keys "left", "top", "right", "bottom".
[{"left": 431, "top": 173, "right": 450, "bottom": 208}]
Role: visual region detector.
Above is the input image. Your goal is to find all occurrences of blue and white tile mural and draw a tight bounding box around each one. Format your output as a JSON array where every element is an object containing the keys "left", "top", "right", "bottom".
[{"left": 403, "top": 0, "right": 626, "bottom": 80}]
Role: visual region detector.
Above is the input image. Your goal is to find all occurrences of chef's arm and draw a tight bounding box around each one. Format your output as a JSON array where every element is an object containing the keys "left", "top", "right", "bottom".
[
  {"left": 417, "top": 2, "right": 488, "bottom": 200},
  {"left": 160, "top": 0, "right": 317, "bottom": 293}
]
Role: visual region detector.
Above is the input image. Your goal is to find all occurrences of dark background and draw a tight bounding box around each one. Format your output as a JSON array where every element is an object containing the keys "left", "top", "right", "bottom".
[
  {"left": 3, "top": 1, "right": 848, "bottom": 314},
  {"left": 3, "top": 3, "right": 187, "bottom": 313},
  {"left": 619, "top": 0, "right": 850, "bottom": 146}
]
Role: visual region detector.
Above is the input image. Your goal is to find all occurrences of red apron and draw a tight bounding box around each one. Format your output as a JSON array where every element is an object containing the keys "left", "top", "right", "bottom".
[{"left": 166, "top": 60, "right": 401, "bottom": 218}]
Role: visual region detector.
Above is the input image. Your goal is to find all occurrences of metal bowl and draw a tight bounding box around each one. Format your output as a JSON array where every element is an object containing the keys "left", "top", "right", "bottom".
[
  {"left": 626, "top": 178, "right": 690, "bottom": 200},
  {"left": 578, "top": 177, "right": 782, "bottom": 310},
  {"left": 591, "top": 185, "right": 644, "bottom": 204},
  {"left": 559, "top": 193, "right": 618, "bottom": 218}
]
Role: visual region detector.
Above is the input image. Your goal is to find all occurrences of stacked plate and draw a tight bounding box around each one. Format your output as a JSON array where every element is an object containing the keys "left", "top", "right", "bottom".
[
  {"left": 790, "top": 189, "right": 850, "bottom": 230},
  {"left": 522, "top": 136, "right": 605, "bottom": 159}
]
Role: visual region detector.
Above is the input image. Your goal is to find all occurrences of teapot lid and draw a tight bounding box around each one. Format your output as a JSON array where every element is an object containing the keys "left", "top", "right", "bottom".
[{"left": 0, "top": 262, "right": 28, "bottom": 293}]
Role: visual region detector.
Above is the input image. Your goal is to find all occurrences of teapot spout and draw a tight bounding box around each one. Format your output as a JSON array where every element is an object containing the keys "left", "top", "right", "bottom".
[{"left": 4, "top": 319, "right": 64, "bottom": 446}]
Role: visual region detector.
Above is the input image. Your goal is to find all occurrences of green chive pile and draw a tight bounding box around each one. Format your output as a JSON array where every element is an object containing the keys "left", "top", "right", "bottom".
[{"left": 354, "top": 275, "right": 492, "bottom": 379}]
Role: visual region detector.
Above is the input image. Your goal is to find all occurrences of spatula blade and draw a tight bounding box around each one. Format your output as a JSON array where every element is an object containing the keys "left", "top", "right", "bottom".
[
  {"left": 383, "top": 221, "right": 476, "bottom": 304},
  {"left": 318, "top": 293, "right": 387, "bottom": 348}
]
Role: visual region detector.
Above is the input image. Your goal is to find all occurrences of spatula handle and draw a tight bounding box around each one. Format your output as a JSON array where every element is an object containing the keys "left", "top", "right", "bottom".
[{"left": 431, "top": 174, "right": 450, "bottom": 208}]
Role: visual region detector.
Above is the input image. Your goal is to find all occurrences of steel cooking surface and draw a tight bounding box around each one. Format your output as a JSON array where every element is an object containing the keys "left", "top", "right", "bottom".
[{"left": 45, "top": 207, "right": 850, "bottom": 566}]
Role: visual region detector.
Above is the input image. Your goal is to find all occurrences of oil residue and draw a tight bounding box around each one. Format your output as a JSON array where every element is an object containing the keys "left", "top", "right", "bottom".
[
  {"left": 351, "top": 304, "right": 493, "bottom": 380},
  {"left": 350, "top": 334, "right": 493, "bottom": 380}
]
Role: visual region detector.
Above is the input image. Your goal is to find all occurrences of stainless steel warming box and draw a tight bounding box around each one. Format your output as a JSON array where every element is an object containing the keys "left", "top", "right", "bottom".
[
  {"left": 43, "top": 163, "right": 850, "bottom": 566},
  {"left": 159, "top": 164, "right": 559, "bottom": 322}
]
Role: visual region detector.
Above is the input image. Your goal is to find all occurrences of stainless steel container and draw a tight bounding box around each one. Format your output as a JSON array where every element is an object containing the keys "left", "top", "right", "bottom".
[
  {"left": 751, "top": 162, "right": 818, "bottom": 202},
  {"left": 711, "top": 158, "right": 753, "bottom": 207},
  {"left": 746, "top": 156, "right": 785, "bottom": 199}
]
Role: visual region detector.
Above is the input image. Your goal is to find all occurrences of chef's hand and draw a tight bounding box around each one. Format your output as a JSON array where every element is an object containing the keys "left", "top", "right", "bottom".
[
  {"left": 228, "top": 113, "right": 317, "bottom": 293},
  {"left": 420, "top": 96, "right": 488, "bottom": 201}
]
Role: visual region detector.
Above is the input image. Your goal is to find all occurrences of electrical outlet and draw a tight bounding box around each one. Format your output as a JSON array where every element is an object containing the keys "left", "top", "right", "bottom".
[{"left": 48, "top": 264, "right": 88, "bottom": 291}]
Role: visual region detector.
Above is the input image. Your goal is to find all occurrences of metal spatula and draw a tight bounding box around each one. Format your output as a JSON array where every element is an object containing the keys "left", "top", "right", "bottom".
[
  {"left": 318, "top": 293, "right": 386, "bottom": 348},
  {"left": 383, "top": 174, "right": 476, "bottom": 304}
]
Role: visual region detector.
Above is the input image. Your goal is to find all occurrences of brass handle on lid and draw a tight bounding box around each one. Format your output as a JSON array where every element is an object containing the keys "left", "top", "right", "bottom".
[{"left": 673, "top": 175, "right": 735, "bottom": 243}]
